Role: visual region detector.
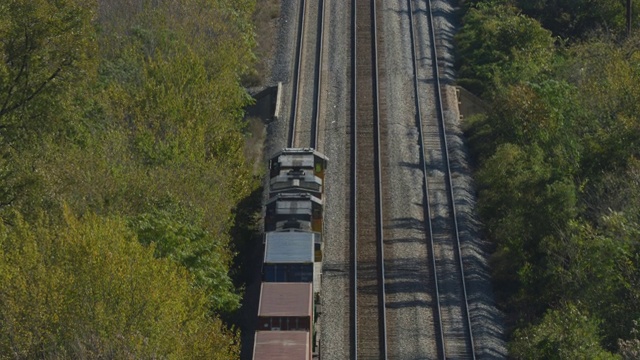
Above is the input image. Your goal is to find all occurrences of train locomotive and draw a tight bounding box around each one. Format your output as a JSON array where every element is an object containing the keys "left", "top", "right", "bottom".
[{"left": 253, "top": 148, "right": 328, "bottom": 360}]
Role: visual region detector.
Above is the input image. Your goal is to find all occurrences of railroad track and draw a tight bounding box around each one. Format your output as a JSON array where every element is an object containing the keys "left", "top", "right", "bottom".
[
  {"left": 408, "top": 0, "right": 476, "bottom": 358},
  {"left": 347, "top": 0, "right": 477, "bottom": 358},
  {"left": 350, "top": 0, "right": 389, "bottom": 358},
  {"left": 288, "top": 0, "right": 325, "bottom": 149},
  {"left": 288, "top": 0, "right": 477, "bottom": 357}
]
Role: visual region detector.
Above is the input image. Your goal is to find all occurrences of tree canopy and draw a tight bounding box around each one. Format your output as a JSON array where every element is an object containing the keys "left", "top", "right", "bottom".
[
  {"left": 458, "top": 1, "right": 640, "bottom": 357},
  {"left": 0, "top": 209, "right": 239, "bottom": 359}
]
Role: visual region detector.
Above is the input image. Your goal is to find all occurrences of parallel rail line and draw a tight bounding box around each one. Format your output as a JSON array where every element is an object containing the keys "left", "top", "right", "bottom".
[
  {"left": 288, "top": 0, "right": 305, "bottom": 147},
  {"left": 409, "top": 0, "right": 477, "bottom": 357},
  {"left": 406, "top": 0, "right": 445, "bottom": 356},
  {"left": 351, "top": 0, "right": 388, "bottom": 359},
  {"left": 310, "top": 0, "right": 325, "bottom": 149},
  {"left": 289, "top": 0, "right": 325, "bottom": 148}
]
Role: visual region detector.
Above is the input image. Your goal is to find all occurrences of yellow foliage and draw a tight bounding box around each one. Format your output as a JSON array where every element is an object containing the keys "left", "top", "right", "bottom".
[{"left": 0, "top": 208, "right": 239, "bottom": 359}]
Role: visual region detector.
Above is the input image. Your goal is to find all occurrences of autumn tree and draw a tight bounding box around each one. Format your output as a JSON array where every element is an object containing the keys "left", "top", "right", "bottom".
[
  {"left": 0, "top": 209, "right": 239, "bottom": 359},
  {"left": 0, "top": 0, "right": 96, "bottom": 211},
  {"left": 0, "top": 0, "right": 260, "bottom": 355},
  {"left": 0, "top": 0, "right": 96, "bottom": 138}
]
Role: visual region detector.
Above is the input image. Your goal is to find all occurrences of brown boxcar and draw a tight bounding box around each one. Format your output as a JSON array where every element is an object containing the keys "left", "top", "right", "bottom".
[
  {"left": 257, "top": 282, "right": 313, "bottom": 332},
  {"left": 252, "top": 330, "right": 310, "bottom": 360}
]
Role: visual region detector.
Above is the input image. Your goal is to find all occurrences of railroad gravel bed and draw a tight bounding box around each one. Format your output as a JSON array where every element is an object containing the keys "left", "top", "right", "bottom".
[
  {"left": 413, "top": 0, "right": 474, "bottom": 356},
  {"left": 378, "top": 0, "right": 439, "bottom": 358},
  {"left": 293, "top": 0, "right": 320, "bottom": 147},
  {"left": 431, "top": 0, "right": 509, "bottom": 356},
  {"left": 317, "top": 0, "right": 352, "bottom": 359},
  {"left": 443, "top": 85, "right": 508, "bottom": 358},
  {"left": 265, "top": 0, "right": 299, "bottom": 153}
]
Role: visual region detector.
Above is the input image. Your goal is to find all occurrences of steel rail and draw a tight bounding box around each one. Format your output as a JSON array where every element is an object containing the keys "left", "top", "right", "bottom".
[
  {"left": 425, "top": 0, "right": 477, "bottom": 357},
  {"left": 287, "top": 0, "right": 306, "bottom": 147},
  {"left": 288, "top": 0, "right": 325, "bottom": 149},
  {"left": 310, "top": 0, "right": 325, "bottom": 149},
  {"left": 371, "top": 0, "right": 388, "bottom": 357},
  {"left": 407, "top": 0, "right": 446, "bottom": 357},
  {"left": 350, "top": 0, "right": 358, "bottom": 357}
]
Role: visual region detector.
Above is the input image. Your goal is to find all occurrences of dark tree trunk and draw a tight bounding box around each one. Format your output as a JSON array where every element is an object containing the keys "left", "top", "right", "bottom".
[{"left": 628, "top": 0, "right": 632, "bottom": 36}]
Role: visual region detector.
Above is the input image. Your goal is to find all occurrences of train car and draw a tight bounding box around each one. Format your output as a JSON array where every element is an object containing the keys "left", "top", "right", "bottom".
[
  {"left": 252, "top": 148, "right": 327, "bottom": 359},
  {"left": 269, "top": 148, "right": 328, "bottom": 180},
  {"left": 257, "top": 282, "right": 313, "bottom": 332},
  {"left": 264, "top": 193, "right": 323, "bottom": 233},
  {"left": 252, "top": 331, "right": 310, "bottom": 360},
  {"left": 263, "top": 230, "right": 322, "bottom": 282}
]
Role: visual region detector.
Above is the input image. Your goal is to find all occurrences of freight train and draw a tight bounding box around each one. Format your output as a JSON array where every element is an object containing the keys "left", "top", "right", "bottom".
[{"left": 253, "top": 148, "right": 328, "bottom": 360}]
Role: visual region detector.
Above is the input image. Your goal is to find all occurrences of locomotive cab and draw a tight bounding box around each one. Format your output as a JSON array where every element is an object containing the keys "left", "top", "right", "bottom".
[{"left": 269, "top": 148, "right": 328, "bottom": 180}]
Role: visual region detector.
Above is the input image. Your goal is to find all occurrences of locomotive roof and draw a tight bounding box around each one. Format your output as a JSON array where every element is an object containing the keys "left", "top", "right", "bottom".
[
  {"left": 273, "top": 219, "right": 312, "bottom": 232},
  {"left": 269, "top": 169, "right": 322, "bottom": 187},
  {"left": 269, "top": 148, "right": 328, "bottom": 168},
  {"left": 267, "top": 200, "right": 320, "bottom": 216},
  {"left": 264, "top": 231, "right": 319, "bottom": 264},
  {"left": 265, "top": 194, "right": 322, "bottom": 216},
  {"left": 265, "top": 193, "right": 322, "bottom": 205}
]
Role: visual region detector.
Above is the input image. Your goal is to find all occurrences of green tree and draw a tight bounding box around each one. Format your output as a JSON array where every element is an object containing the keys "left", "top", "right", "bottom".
[
  {"left": 559, "top": 34, "right": 640, "bottom": 178},
  {"left": 0, "top": 0, "right": 260, "bottom": 355},
  {"left": 516, "top": 0, "right": 634, "bottom": 40},
  {"left": 510, "top": 303, "right": 618, "bottom": 359},
  {"left": 459, "top": 2, "right": 640, "bottom": 357},
  {"left": 488, "top": 80, "right": 583, "bottom": 172},
  {"left": 455, "top": 2, "right": 554, "bottom": 95},
  {"left": 477, "top": 143, "right": 577, "bottom": 317},
  {"left": 543, "top": 216, "right": 640, "bottom": 348},
  {"left": 619, "top": 321, "right": 640, "bottom": 360},
  {"left": 130, "top": 198, "right": 241, "bottom": 313}
]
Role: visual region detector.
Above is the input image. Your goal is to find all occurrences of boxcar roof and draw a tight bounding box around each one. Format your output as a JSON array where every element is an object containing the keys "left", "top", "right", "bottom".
[
  {"left": 258, "top": 282, "right": 313, "bottom": 317},
  {"left": 264, "top": 231, "right": 317, "bottom": 263},
  {"left": 252, "top": 331, "right": 310, "bottom": 360}
]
